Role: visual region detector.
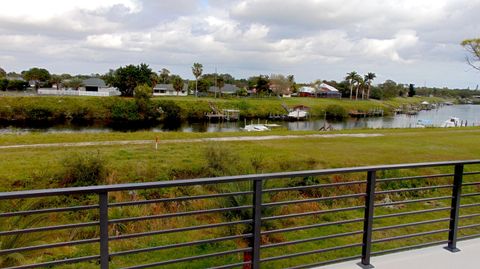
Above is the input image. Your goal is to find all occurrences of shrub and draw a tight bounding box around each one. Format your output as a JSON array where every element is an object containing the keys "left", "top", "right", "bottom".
[
  {"left": 325, "top": 104, "right": 348, "bottom": 119},
  {"left": 153, "top": 100, "right": 182, "bottom": 121},
  {"left": 57, "top": 152, "right": 108, "bottom": 187},
  {"left": 7, "top": 80, "right": 28, "bottom": 91},
  {"left": 110, "top": 99, "right": 141, "bottom": 121},
  {"left": 204, "top": 144, "right": 240, "bottom": 177}
]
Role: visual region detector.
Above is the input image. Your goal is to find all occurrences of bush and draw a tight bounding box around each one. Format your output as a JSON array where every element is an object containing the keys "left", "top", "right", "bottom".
[
  {"left": 153, "top": 100, "right": 182, "bottom": 121},
  {"left": 110, "top": 99, "right": 141, "bottom": 121},
  {"left": 7, "top": 80, "right": 28, "bottom": 91},
  {"left": 57, "top": 152, "right": 108, "bottom": 187},
  {"left": 0, "top": 79, "right": 7, "bottom": 91},
  {"left": 325, "top": 104, "right": 348, "bottom": 119}
]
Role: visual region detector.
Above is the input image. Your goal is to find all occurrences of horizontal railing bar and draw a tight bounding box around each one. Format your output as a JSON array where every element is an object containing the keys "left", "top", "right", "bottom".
[
  {"left": 374, "top": 207, "right": 451, "bottom": 219},
  {"left": 285, "top": 255, "right": 363, "bottom": 269},
  {"left": 461, "top": 192, "right": 480, "bottom": 197},
  {"left": 458, "top": 233, "right": 480, "bottom": 241},
  {"left": 371, "top": 240, "right": 448, "bottom": 256},
  {"left": 208, "top": 262, "right": 251, "bottom": 269},
  {"left": 376, "top": 173, "right": 454, "bottom": 183},
  {"left": 375, "top": 185, "right": 453, "bottom": 195},
  {"left": 372, "top": 228, "right": 449, "bottom": 243},
  {"left": 261, "top": 230, "right": 364, "bottom": 249},
  {"left": 263, "top": 180, "right": 366, "bottom": 193},
  {"left": 459, "top": 213, "right": 480, "bottom": 219},
  {"left": 262, "top": 218, "right": 364, "bottom": 235},
  {"left": 121, "top": 248, "right": 251, "bottom": 269},
  {"left": 373, "top": 218, "right": 450, "bottom": 232},
  {"left": 262, "top": 206, "right": 364, "bottom": 221},
  {"left": 2, "top": 160, "right": 478, "bottom": 200},
  {"left": 109, "top": 205, "right": 252, "bottom": 224},
  {"left": 110, "top": 234, "right": 252, "bottom": 257},
  {"left": 0, "top": 221, "right": 99, "bottom": 236},
  {"left": 109, "top": 191, "right": 252, "bottom": 207},
  {"left": 263, "top": 193, "right": 366, "bottom": 207},
  {"left": 110, "top": 219, "right": 252, "bottom": 241},
  {"left": 462, "top": 182, "right": 480, "bottom": 186},
  {"left": 260, "top": 243, "right": 363, "bottom": 263},
  {"left": 460, "top": 203, "right": 480, "bottom": 208},
  {"left": 464, "top": 171, "right": 480, "bottom": 175},
  {"left": 374, "top": 196, "right": 452, "bottom": 207},
  {"left": 0, "top": 238, "right": 99, "bottom": 255},
  {"left": 458, "top": 223, "right": 480, "bottom": 230},
  {"left": 5, "top": 255, "right": 100, "bottom": 269},
  {"left": 0, "top": 204, "right": 99, "bottom": 218}
]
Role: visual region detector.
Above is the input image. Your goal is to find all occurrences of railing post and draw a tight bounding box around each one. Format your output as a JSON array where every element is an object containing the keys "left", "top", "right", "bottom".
[
  {"left": 251, "top": 179, "right": 262, "bottom": 269},
  {"left": 99, "top": 191, "right": 109, "bottom": 269},
  {"left": 445, "top": 164, "right": 464, "bottom": 252},
  {"left": 359, "top": 170, "right": 376, "bottom": 268}
]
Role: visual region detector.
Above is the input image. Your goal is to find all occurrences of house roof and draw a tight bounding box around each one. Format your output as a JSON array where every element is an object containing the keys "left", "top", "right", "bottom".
[
  {"left": 298, "top": 86, "right": 315, "bottom": 93},
  {"left": 154, "top": 83, "right": 188, "bottom": 91},
  {"left": 209, "top": 84, "right": 240, "bottom": 94},
  {"left": 318, "top": 83, "right": 339, "bottom": 92},
  {"left": 83, "top": 78, "right": 106, "bottom": 87}
]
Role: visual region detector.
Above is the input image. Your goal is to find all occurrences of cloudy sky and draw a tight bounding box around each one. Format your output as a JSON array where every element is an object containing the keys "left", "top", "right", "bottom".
[{"left": 0, "top": 0, "right": 479, "bottom": 88}]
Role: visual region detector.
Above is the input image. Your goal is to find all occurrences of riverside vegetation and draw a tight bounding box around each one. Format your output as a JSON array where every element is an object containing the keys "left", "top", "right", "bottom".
[
  {"left": 1, "top": 128, "right": 480, "bottom": 268},
  {"left": 0, "top": 95, "right": 444, "bottom": 124}
]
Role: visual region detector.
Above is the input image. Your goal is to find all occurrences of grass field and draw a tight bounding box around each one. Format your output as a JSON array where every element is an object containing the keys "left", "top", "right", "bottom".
[{"left": 1, "top": 127, "right": 479, "bottom": 268}]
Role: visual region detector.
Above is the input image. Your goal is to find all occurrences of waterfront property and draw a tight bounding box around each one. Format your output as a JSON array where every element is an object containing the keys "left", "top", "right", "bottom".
[
  {"left": 153, "top": 83, "right": 188, "bottom": 96},
  {"left": 38, "top": 78, "right": 121, "bottom": 96}
]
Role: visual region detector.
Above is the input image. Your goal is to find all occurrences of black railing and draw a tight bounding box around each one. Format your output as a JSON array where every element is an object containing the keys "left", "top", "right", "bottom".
[{"left": 1, "top": 160, "right": 480, "bottom": 268}]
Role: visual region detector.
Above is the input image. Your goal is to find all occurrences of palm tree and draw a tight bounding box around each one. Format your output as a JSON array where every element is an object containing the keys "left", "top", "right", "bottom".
[
  {"left": 354, "top": 75, "right": 364, "bottom": 100},
  {"left": 217, "top": 76, "right": 225, "bottom": 98},
  {"left": 191, "top": 63, "right": 203, "bottom": 97},
  {"left": 159, "top": 68, "right": 170, "bottom": 84},
  {"left": 171, "top": 75, "right": 184, "bottom": 96},
  {"left": 345, "top": 71, "right": 358, "bottom": 100},
  {"left": 364, "top": 72, "right": 376, "bottom": 99}
]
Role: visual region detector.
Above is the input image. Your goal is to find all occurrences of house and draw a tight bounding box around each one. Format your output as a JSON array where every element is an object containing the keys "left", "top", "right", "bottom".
[
  {"left": 298, "top": 86, "right": 316, "bottom": 97},
  {"left": 153, "top": 83, "right": 188, "bottom": 96},
  {"left": 315, "top": 83, "right": 341, "bottom": 98},
  {"left": 81, "top": 78, "right": 108, "bottom": 92},
  {"left": 208, "top": 84, "right": 240, "bottom": 95}
]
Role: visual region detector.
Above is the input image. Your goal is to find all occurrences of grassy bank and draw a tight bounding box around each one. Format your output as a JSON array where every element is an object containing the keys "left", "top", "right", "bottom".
[
  {"left": 1, "top": 128, "right": 479, "bottom": 268},
  {"left": 0, "top": 95, "right": 444, "bottom": 123}
]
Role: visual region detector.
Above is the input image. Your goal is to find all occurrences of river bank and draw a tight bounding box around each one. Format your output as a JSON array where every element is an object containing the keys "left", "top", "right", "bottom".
[{"left": 0, "top": 95, "right": 444, "bottom": 124}]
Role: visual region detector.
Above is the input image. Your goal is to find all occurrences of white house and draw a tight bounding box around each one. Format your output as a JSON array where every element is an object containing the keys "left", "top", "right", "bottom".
[{"left": 153, "top": 83, "right": 188, "bottom": 96}]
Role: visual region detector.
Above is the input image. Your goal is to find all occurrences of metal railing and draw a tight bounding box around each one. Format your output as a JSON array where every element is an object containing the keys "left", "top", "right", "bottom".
[{"left": 1, "top": 160, "right": 480, "bottom": 268}]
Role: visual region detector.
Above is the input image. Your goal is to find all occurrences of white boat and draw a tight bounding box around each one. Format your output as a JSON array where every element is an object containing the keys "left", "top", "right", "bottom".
[
  {"left": 441, "top": 117, "right": 460, "bottom": 128},
  {"left": 287, "top": 109, "right": 309, "bottom": 119},
  {"left": 243, "top": 124, "right": 270, "bottom": 132},
  {"left": 416, "top": 119, "right": 433, "bottom": 128}
]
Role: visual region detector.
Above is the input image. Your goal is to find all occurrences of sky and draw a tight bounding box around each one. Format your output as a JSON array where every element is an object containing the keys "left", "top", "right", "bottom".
[{"left": 0, "top": 0, "right": 479, "bottom": 88}]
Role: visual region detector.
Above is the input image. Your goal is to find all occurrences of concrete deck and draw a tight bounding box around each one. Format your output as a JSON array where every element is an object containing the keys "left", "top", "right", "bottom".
[{"left": 317, "top": 239, "right": 480, "bottom": 269}]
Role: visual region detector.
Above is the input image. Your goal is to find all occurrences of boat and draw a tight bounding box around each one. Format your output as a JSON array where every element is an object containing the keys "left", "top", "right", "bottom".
[
  {"left": 243, "top": 124, "right": 270, "bottom": 132},
  {"left": 288, "top": 109, "right": 308, "bottom": 119},
  {"left": 415, "top": 119, "right": 433, "bottom": 128},
  {"left": 441, "top": 117, "right": 460, "bottom": 128}
]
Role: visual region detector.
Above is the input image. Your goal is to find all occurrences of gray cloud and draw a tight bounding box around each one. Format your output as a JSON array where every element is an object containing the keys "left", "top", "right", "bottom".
[{"left": 0, "top": 0, "right": 478, "bottom": 88}]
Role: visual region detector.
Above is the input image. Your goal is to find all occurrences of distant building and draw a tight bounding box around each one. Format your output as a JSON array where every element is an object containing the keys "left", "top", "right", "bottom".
[
  {"left": 298, "top": 86, "right": 316, "bottom": 97},
  {"left": 209, "top": 84, "right": 240, "bottom": 95},
  {"left": 153, "top": 83, "right": 188, "bottom": 96},
  {"left": 38, "top": 78, "right": 120, "bottom": 96},
  {"left": 82, "top": 78, "right": 108, "bottom": 92},
  {"left": 298, "top": 84, "right": 341, "bottom": 98}
]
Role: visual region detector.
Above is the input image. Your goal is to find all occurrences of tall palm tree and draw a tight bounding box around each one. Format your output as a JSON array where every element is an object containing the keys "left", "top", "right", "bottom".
[
  {"left": 217, "top": 76, "right": 225, "bottom": 98},
  {"left": 191, "top": 63, "right": 203, "bottom": 97},
  {"left": 159, "top": 68, "right": 170, "bottom": 84},
  {"left": 364, "top": 72, "right": 376, "bottom": 99},
  {"left": 345, "top": 71, "right": 358, "bottom": 100},
  {"left": 354, "top": 74, "right": 363, "bottom": 100},
  {"left": 171, "top": 75, "right": 184, "bottom": 96}
]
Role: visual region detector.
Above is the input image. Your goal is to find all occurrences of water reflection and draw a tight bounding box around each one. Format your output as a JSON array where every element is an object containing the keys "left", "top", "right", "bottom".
[{"left": 0, "top": 105, "right": 479, "bottom": 134}]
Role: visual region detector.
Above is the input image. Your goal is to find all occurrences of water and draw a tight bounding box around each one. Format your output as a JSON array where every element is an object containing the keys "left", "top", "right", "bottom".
[{"left": 1, "top": 105, "right": 479, "bottom": 134}]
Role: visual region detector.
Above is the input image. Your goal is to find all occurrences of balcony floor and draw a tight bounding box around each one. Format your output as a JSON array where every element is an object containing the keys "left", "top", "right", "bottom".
[{"left": 317, "top": 238, "right": 480, "bottom": 269}]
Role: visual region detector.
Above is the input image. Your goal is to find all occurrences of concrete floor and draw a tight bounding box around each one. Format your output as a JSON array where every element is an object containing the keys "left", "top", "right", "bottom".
[{"left": 316, "top": 239, "right": 480, "bottom": 269}]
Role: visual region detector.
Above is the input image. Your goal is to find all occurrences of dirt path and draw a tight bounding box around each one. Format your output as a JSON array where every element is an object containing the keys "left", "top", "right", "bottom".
[{"left": 0, "top": 133, "right": 383, "bottom": 149}]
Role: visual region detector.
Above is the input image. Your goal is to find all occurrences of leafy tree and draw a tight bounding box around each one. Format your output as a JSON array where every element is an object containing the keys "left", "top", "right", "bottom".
[
  {"left": 0, "top": 79, "right": 8, "bottom": 91},
  {"left": 108, "top": 64, "right": 155, "bottom": 97},
  {"left": 7, "top": 80, "right": 28, "bottom": 91},
  {"left": 50, "top": 74, "right": 63, "bottom": 89},
  {"left": 134, "top": 84, "right": 153, "bottom": 116},
  {"left": 0, "top": 67, "right": 6, "bottom": 78},
  {"left": 64, "top": 78, "right": 84, "bottom": 90},
  {"left": 159, "top": 68, "right": 170, "bottom": 84},
  {"left": 270, "top": 74, "right": 292, "bottom": 96},
  {"left": 192, "top": 63, "right": 203, "bottom": 97},
  {"left": 461, "top": 38, "right": 480, "bottom": 71},
  {"left": 364, "top": 72, "right": 376, "bottom": 99},
  {"left": 378, "top": 80, "right": 405, "bottom": 99},
  {"left": 345, "top": 71, "right": 358, "bottom": 100},
  {"left": 22, "top": 67, "right": 51, "bottom": 90},
  {"left": 171, "top": 75, "right": 184, "bottom": 96},
  {"left": 248, "top": 75, "right": 270, "bottom": 96},
  {"left": 408, "top": 84, "right": 416, "bottom": 97},
  {"left": 287, "top": 74, "right": 298, "bottom": 93}
]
